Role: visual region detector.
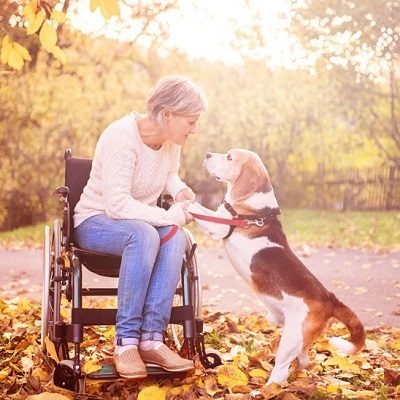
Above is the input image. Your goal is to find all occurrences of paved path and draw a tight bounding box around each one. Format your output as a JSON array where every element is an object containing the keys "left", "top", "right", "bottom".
[
  {"left": 198, "top": 246, "right": 400, "bottom": 329},
  {"left": 0, "top": 245, "right": 399, "bottom": 328}
]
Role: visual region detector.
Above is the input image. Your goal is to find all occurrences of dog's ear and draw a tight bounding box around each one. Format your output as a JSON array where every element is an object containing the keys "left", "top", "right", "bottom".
[{"left": 232, "top": 160, "right": 265, "bottom": 201}]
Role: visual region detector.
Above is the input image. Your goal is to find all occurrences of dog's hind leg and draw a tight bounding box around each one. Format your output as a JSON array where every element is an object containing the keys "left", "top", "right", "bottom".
[
  {"left": 266, "top": 318, "right": 304, "bottom": 385},
  {"left": 296, "top": 311, "right": 328, "bottom": 371},
  {"left": 296, "top": 350, "right": 311, "bottom": 370}
]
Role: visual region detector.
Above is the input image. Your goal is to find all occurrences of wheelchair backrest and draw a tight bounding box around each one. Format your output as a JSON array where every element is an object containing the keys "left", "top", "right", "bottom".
[{"left": 65, "top": 156, "right": 92, "bottom": 242}]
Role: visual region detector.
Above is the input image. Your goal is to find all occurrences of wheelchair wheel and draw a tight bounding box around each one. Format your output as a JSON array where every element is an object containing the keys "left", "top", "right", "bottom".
[
  {"left": 41, "top": 219, "right": 64, "bottom": 357},
  {"left": 168, "top": 228, "right": 202, "bottom": 350}
]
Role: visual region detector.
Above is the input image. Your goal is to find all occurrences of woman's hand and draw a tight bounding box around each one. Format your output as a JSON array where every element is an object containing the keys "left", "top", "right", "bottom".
[
  {"left": 175, "top": 187, "right": 196, "bottom": 202},
  {"left": 177, "top": 200, "right": 194, "bottom": 224}
]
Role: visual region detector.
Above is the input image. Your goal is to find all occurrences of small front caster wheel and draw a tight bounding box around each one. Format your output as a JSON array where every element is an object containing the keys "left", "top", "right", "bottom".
[
  {"left": 204, "top": 349, "right": 223, "bottom": 369},
  {"left": 53, "top": 360, "right": 84, "bottom": 392}
]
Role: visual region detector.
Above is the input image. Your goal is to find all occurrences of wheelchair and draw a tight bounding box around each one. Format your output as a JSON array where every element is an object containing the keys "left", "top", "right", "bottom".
[{"left": 40, "top": 149, "right": 221, "bottom": 393}]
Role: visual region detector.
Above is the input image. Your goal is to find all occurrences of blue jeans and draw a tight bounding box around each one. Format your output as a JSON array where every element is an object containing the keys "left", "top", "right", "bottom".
[{"left": 74, "top": 214, "right": 187, "bottom": 344}]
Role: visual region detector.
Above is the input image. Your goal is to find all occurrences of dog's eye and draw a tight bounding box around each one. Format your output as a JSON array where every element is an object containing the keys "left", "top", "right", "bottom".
[{"left": 227, "top": 153, "right": 232, "bottom": 161}]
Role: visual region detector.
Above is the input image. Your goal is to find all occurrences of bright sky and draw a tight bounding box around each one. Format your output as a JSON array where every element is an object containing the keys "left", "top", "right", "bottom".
[{"left": 69, "top": 0, "right": 304, "bottom": 68}]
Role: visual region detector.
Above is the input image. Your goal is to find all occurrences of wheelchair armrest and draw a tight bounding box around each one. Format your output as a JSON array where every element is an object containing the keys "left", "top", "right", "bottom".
[{"left": 54, "top": 186, "right": 69, "bottom": 199}]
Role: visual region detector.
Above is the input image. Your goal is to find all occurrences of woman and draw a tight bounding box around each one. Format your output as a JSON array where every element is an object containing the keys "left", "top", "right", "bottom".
[{"left": 74, "top": 75, "right": 207, "bottom": 378}]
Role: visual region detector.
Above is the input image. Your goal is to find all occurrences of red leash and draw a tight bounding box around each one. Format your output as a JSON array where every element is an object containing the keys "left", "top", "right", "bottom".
[{"left": 160, "top": 225, "right": 179, "bottom": 245}]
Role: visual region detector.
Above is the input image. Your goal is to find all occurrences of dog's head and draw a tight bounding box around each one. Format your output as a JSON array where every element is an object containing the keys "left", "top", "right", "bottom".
[{"left": 204, "top": 149, "right": 272, "bottom": 201}]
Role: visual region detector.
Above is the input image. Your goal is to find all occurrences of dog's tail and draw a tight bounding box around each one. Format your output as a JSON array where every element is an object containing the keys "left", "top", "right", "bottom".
[{"left": 329, "top": 295, "right": 366, "bottom": 354}]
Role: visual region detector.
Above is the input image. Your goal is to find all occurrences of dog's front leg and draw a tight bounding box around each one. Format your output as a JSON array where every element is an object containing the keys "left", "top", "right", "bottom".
[{"left": 188, "top": 202, "right": 231, "bottom": 240}]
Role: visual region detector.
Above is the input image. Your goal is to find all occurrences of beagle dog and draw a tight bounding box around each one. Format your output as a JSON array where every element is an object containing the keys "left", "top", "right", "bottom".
[{"left": 188, "top": 149, "right": 365, "bottom": 385}]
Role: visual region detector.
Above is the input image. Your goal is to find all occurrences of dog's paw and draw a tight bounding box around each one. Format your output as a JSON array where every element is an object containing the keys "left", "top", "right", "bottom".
[{"left": 187, "top": 202, "right": 201, "bottom": 214}]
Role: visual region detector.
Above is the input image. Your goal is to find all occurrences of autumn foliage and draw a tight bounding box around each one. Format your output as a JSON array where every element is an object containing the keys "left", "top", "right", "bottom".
[
  {"left": 0, "top": 0, "right": 399, "bottom": 231},
  {"left": 1, "top": 296, "right": 400, "bottom": 399},
  {"left": 1, "top": 0, "right": 67, "bottom": 69}
]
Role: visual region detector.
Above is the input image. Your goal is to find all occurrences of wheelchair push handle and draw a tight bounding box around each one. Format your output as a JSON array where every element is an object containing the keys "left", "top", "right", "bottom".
[{"left": 54, "top": 186, "right": 70, "bottom": 199}]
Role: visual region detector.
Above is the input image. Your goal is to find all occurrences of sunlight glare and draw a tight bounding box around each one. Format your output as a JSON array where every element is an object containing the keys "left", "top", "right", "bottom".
[{"left": 69, "top": 0, "right": 303, "bottom": 67}]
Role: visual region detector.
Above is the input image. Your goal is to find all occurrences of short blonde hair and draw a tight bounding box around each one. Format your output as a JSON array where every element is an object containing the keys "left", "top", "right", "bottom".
[{"left": 146, "top": 75, "right": 207, "bottom": 125}]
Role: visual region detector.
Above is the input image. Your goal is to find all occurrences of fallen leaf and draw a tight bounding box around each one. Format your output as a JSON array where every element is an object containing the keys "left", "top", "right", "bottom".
[
  {"left": 384, "top": 368, "right": 400, "bottom": 386},
  {"left": 20, "top": 355, "right": 34, "bottom": 372},
  {"left": 323, "top": 355, "right": 360, "bottom": 373},
  {"left": 217, "top": 364, "right": 248, "bottom": 388},
  {"left": 83, "top": 358, "right": 102, "bottom": 374},
  {"left": 44, "top": 336, "right": 60, "bottom": 363},
  {"left": 26, "top": 393, "right": 71, "bottom": 400},
  {"left": 137, "top": 385, "right": 165, "bottom": 400},
  {"left": 248, "top": 368, "right": 268, "bottom": 379},
  {"left": 203, "top": 374, "right": 220, "bottom": 396},
  {"left": 0, "top": 367, "right": 11, "bottom": 381},
  {"left": 261, "top": 383, "right": 284, "bottom": 399}
]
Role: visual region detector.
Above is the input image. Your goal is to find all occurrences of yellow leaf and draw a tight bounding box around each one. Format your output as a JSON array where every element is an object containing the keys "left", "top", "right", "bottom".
[
  {"left": 39, "top": 22, "right": 57, "bottom": 50},
  {"left": 26, "top": 393, "right": 71, "bottom": 400},
  {"left": 169, "top": 384, "right": 191, "bottom": 395},
  {"left": 108, "top": 0, "right": 120, "bottom": 16},
  {"left": 390, "top": 339, "right": 400, "bottom": 351},
  {"left": 23, "top": 0, "right": 37, "bottom": 20},
  {"left": 99, "top": 0, "right": 120, "bottom": 18},
  {"left": 13, "top": 42, "right": 32, "bottom": 61},
  {"left": 50, "top": 45, "right": 67, "bottom": 64},
  {"left": 18, "top": 298, "right": 33, "bottom": 313},
  {"left": 2, "top": 34, "right": 10, "bottom": 47},
  {"left": 137, "top": 385, "right": 166, "bottom": 400},
  {"left": 0, "top": 367, "right": 11, "bottom": 381},
  {"left": 8, "top": 46, "right": 24, "bottom": 70},
  {"left": 44, "top": 336, "right": 60, "bottom": 363},
  {"left": 249, "top": 368, "right": 268, "bottom": 379},
  {"left": 83, "top": 359, "right": 102, "bottom": 374},
  {"left": 90, "top": 0, "right": 101, "bottom": 12},
  {"left": 51, "top": 10, "right": 66, "bottom": 24},
  {"left": 233, "top": 352, "right": 249, "bottom": 366},
  {"left": 323, "top": 355, "right": 360, "bottom": 373},
  {"left": 324, "top": 385, "right": 342, "bottom": 394},
  {"left": 217, "top": 364, "right": 248, "bottom": 388},
  {"left": 27, "top": 10, "right": 45, "bottom": 35},
  {"left": 1, "top": 35, "right": 12, "bottom": 64}
]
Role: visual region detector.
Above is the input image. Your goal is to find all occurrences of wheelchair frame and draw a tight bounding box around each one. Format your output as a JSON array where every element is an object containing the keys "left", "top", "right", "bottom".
[{"left": 41, "top": 149, "right": 221, "bottom": 392}]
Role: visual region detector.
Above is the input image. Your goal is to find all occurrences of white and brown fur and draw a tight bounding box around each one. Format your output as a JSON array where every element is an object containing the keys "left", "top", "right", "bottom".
[{"left": 188, "top": 149, "right": 365, "bottom": 385}]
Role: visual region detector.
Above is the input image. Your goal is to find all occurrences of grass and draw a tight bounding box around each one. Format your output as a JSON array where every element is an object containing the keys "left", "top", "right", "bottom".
[
  {"left": 280, "top": 209, "right": 400, "bottom": 250},
  {"left": 0, "top": 222, "right": 47, "bottom": 249},
  {"left": 190, "top": 209, "right": 400, "bottom": 251},
  {"left": 0, "top": 209, "right": 399, "bottom": 251}
]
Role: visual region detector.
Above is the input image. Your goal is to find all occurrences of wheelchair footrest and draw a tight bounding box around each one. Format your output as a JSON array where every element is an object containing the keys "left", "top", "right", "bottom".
[{"left": 87, "top": 363, "right": 187, "bottom": 379}]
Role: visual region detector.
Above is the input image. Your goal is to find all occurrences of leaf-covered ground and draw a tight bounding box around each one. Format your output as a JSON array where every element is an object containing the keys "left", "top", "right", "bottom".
[{"left": 1, "top": 296, "right": 400, "bottom": 400}]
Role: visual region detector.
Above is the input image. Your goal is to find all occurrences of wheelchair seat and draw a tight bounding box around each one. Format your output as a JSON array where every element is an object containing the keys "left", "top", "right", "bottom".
[{"left": 72, "top": 248, "right": 121, "bottom": 278}]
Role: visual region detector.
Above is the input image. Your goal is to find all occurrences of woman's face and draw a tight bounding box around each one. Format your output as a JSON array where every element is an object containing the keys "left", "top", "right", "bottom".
[{"left": 164, "top": 112, "right": 200, "bottom": 145}]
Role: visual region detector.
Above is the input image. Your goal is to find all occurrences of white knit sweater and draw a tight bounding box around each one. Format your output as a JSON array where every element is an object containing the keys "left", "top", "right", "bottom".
[{"left": 74, "top": 113, "right": 189, "bottom": 228}]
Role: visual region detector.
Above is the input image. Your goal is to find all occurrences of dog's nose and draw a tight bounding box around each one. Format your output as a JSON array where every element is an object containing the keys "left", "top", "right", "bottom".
[{"left": 205, "top": 153, "right": 212, "bottom": 159}]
